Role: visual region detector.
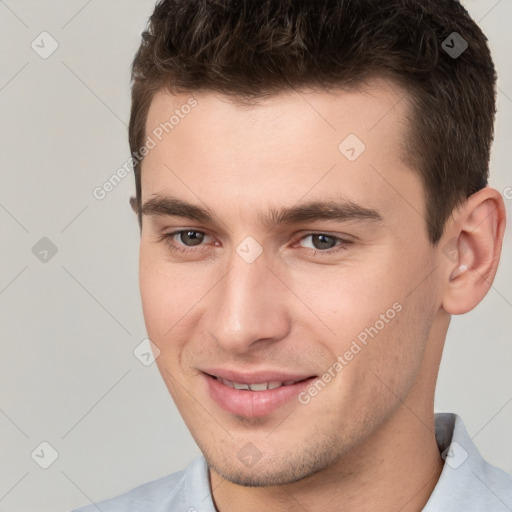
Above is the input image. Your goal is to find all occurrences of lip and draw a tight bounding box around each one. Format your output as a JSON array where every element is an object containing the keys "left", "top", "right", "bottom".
[{"left": 201, "top": 369, "right": 317, "bottom": 418}]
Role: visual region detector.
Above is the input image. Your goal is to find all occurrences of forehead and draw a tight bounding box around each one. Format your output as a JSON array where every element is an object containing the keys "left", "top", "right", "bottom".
[
  {"left": 145, "top": 79, "right": 410, "bottom": 145},
  {"left": 140, "top": 80, "right": 421, "bottom": 230}
]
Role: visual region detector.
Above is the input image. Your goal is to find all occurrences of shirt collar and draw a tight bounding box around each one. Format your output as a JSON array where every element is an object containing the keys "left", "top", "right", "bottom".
[{"left": 423, "top": 412, "right": 512, "bottom": 511}]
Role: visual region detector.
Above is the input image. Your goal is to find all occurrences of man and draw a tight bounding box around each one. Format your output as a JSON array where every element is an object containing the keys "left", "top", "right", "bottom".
[{"left": 73, "top": 0, "right": 511, "bottom": 510}]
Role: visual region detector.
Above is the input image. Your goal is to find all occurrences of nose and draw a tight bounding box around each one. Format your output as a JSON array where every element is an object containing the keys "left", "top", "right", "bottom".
[{"left": 204, "top": 248, "right": 292, "bottom": 354}]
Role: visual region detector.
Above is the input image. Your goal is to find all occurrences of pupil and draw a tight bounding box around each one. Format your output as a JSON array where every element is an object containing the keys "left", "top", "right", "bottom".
[
  {"left": 181, "top": 231, "right": 204, "bottom": 246},
  {"left": 313, "top": 234, "right": 335, "bottom": 250}
]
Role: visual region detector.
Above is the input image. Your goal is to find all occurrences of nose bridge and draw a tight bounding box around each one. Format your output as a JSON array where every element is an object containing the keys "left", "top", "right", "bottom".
[{"left": 205, "top": 247, "right": 290, "bottom": 352}]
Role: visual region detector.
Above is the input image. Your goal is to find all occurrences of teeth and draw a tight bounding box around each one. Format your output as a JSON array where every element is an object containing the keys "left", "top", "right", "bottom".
[
  {"left": 233, "top": 382, "right": 250, "bottom": 390},
  {"left": 248, "top": 382, "right": 269, "bottom": 391},
  {"left": 217, "top": 377, "right": 301, "bottom": 391}
]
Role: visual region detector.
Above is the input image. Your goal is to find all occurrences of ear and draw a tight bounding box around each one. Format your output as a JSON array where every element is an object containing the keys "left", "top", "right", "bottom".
[
  {"left": 440, "top": 187, "right": 506, "bottom": 315},
  {"left": 129, "top": 195, "right": 138, "bottom": 215}
]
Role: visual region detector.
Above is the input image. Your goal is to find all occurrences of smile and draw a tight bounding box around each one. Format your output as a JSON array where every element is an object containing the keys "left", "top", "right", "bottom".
[{"left": 203, "top": 372, "right": 317, "bottom": 418}]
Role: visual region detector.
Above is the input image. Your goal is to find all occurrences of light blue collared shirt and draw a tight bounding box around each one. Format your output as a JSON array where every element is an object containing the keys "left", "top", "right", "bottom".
[{"left": 72, "top": 413, "right": 512, "bottom": 511}]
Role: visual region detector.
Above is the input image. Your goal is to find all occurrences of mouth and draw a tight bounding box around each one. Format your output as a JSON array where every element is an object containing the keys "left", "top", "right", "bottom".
[
  {"left": 211, "top": 375, "right": 311, "bottom": 391},
  {"left": 202, "top": 371, "right": 317, "bottom": 418}
]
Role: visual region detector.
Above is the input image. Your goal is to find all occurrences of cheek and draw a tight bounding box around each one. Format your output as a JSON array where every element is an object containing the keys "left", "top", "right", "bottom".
[
  {"left": 290, "top": 258, "right": 429, "bottom": 388},
  {"left": 139, "top": 260, "right": 170, "bottom": 339},
  {"left": 139, "top": 249, "right": 205, "bottom": 339},
  {"left": 139, "top": 257, "right": 199, "bottom": 392},
  {"left": 289, "top": 263, "right": 398, "bottom": 341}
]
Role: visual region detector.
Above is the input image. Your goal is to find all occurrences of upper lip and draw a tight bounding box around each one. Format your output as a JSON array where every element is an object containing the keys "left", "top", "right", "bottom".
[{"left": 201, "top": 367, "right": 316, "bottom": 384}]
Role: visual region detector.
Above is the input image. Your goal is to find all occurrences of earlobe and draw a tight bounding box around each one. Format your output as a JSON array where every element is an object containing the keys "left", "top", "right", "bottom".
[{"left": 441, "top": 187, "right": 506, "bottom": 315}]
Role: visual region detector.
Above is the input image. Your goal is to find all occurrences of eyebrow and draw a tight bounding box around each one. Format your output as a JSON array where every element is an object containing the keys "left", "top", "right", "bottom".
[{"left": 141, "top": 194, "right": 383, "bottom": 228}]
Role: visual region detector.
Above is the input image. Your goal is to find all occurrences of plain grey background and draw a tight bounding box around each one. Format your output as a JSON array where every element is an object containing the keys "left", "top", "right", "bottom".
[{"left": 0, "top": 1, "right": 511, "bottom": 511}]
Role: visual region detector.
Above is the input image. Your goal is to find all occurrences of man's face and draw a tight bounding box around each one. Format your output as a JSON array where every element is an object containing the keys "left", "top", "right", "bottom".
[{"left": 138, "top": 81, "right": 446, "bottom": 486}]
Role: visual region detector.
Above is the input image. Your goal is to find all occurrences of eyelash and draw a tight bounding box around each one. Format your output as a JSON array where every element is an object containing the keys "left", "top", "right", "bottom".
[{"left": 158, "top": 230, "right": 352, "bottom": 256}]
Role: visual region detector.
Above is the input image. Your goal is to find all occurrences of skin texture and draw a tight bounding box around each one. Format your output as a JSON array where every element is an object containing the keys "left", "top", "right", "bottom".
[{"left": 137, "top": 79, "right": 505, "bottom": 512}]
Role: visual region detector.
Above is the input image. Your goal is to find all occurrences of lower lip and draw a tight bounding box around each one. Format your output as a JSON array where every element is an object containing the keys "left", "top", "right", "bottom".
[{"left": 204, "top": 373, "right": 316, "bottom": 418}]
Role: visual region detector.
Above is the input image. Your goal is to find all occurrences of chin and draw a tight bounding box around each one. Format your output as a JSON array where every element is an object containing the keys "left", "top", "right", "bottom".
[
  {"left": 205, "top": 444, "right": 339, "bottom": 488},
  {"left": 210, "top": 461, "right": 312, "bottom": 487}
]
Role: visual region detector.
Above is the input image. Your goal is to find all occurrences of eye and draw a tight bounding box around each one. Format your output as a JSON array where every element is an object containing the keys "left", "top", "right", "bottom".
[
  {"left": 300, "top": 233, "right": 340, "bottom": 251},
  {"left": 159, "top": 230, "right": 351, "bottom": 257},
  {"left": 159, "top": 229, "right": 215, "bottom": 254},
  {"left": 175, "top": 230, "right": 206, "bottom": 246},
  {"left": 296, "top": 233, "right": 350, "bottom": 254}
]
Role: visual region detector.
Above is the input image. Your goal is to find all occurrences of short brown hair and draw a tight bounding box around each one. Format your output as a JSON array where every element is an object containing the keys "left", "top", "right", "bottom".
[{"left": 129, "top": 0, "right": 497, "bottom": 244}]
